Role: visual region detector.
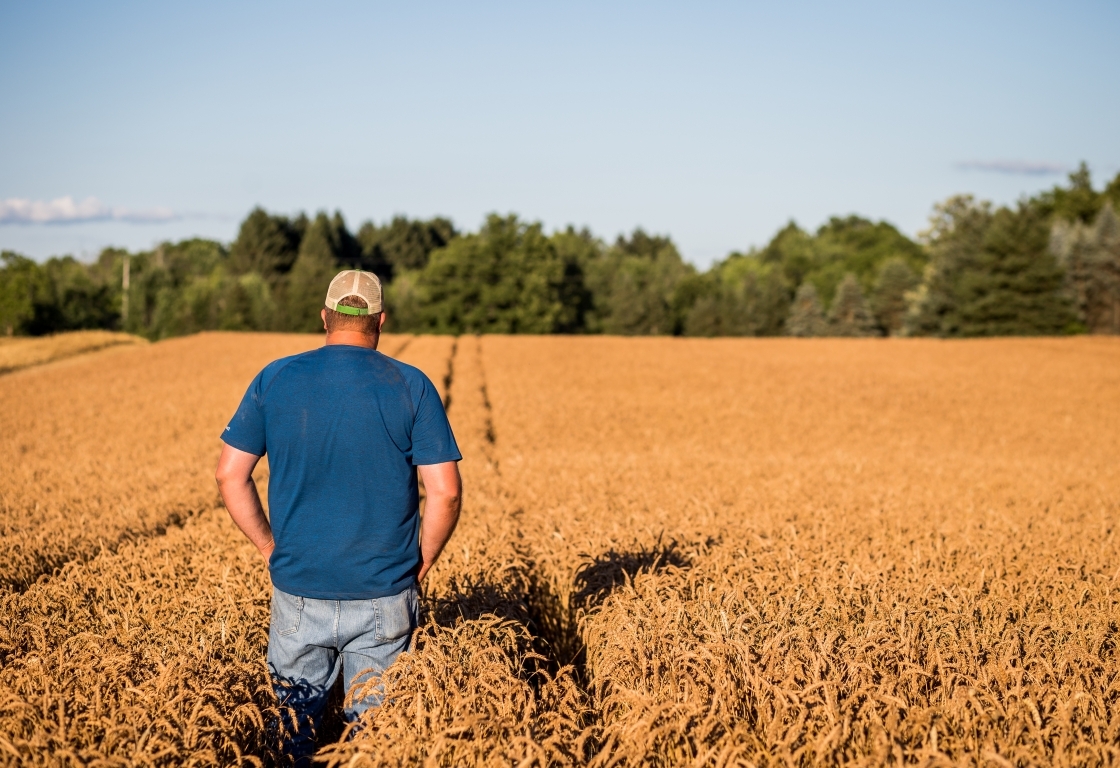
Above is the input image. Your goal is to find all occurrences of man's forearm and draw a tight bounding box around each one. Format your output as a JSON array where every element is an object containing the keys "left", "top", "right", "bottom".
[
  {"left": 216, "top": 445, "right": 272, "bottom": 563},
  {"left": 218, "top": 477, "right": 274, "bottom": 561},
  {"left": 418, "top": 493, "right": 460, "bottom": 581}
]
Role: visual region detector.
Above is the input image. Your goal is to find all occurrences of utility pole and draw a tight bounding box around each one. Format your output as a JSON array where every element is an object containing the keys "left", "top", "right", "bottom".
[{"left": 121, "top": 254, "right": 130, "bottom": 325}]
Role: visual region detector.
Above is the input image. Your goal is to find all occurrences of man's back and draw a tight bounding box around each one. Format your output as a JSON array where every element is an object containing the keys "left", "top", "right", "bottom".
[
  {"left": 222, "top": 345, "right": 461, "bottom": 599},
  {"left": 216, "top": 270, "right": 463, "bottom": 763}
]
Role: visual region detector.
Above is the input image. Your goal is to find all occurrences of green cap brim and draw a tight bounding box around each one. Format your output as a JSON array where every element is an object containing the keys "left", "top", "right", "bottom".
[{"left": 332, "top": 304, "right": 371, "bottom": 316}]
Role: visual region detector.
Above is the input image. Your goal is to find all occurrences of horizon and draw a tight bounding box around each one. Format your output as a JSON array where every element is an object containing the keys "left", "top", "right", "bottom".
[{"left": 2, "top": 1, "right": 1118, "bottom": 267}]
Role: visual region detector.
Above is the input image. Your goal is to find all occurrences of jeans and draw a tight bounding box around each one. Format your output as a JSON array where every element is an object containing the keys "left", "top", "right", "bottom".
[{"left": 267, "top": 584, "right": 419, "bottom": 764}]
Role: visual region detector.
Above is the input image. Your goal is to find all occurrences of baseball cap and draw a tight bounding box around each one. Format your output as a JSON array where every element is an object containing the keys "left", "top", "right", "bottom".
[{"left": 325, "top": 270, "right": 383, "bottom": 315}]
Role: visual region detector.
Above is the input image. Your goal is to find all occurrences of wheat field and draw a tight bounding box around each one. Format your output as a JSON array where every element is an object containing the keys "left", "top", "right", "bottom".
[
  {"left": 1, "top": 333, "right": 1118, "bottom": 766},
  {"left": 0, "top": 331, "right": 146, "bottom": 375}
]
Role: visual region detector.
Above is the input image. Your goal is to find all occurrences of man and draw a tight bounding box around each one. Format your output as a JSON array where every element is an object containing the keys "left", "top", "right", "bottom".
[{"left": 215, "top": 269, "right": 462, "bottom": 763}]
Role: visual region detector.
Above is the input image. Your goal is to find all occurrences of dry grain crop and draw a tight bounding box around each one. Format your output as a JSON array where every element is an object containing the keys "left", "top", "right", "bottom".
[
  {"left": 0, "top": 333, "right": 335, "bottom": 591},
  {"left": 0, "top": 332, "right": 422, "bottom": 765},
  {"left": 2, "top": 334, "right": 1118, "bottom": 766},
  {"left": 480, "top": 337, "right": 1120, "bottom": 766},
  {"left": 318, "top": 336, "right": 591, "bottom": 768},
  {"left": 0, "top": 330, "right": 146, "bottom": 374}
]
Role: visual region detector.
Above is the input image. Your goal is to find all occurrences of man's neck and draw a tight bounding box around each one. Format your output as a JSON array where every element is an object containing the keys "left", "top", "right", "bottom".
[{"left": 324, "top": 331, "right": 379, "bottom": 350}]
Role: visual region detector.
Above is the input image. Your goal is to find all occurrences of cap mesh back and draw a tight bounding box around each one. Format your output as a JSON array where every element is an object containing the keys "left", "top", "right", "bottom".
[{"left": 325, "top": 270, "right": 383, "bottom": 313}]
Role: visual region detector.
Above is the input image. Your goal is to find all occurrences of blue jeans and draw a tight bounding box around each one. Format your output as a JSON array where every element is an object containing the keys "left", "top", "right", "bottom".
[{"left": 267, "top": 584, "right": 419, "bottom": 764}]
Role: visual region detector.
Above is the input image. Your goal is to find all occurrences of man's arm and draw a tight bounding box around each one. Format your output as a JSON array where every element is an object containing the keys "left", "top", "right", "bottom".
[
  {"left": 215, "top": 443, "right": 274, "bottom": 564},
  {"left": 417, "top": 461, "right": 462, "bottom": 582}
]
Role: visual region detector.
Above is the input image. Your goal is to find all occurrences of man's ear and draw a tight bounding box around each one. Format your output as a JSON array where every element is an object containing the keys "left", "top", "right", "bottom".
[
  {"left": 321, "top": 308, "right": 329, "bottom": 332},
  {"left": 378, "top": 311, "right": 387, "bottom": 333}
]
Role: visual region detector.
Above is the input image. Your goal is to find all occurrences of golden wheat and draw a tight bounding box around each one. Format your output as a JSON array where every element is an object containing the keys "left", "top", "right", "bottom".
[
  {"left": 0, "top": 333, "right": 321, "bottom": 591},
  {"left": 480, "top": 336, "right": 1120, "bottom": 766},
  {"left": 0, "top": 330, "right": 147, "bottom": 375},
  {"left": 1, "top": 333, "right": 1118, "bottom": 766}
]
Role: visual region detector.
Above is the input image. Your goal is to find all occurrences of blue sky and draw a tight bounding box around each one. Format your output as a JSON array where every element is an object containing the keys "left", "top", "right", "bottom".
[{"left": 2, "top": 1, "right": 1118, "bottom": 267}]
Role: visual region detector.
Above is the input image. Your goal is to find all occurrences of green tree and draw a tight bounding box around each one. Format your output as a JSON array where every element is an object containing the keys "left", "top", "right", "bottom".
[
  {"left": 759, "top": 222, "right": 816, "bottom": 292},
  {"left": 0, "top": 251, "right": 37, "bottom": 335},
  {"left": 1035, "top": 162, "right": 1102, "bottom": 224},
  {"left": 356, "top": 216, "right": 457, "bottom": 280},
  {"left": 959, "top": 204, "right": 1076, "bottom": 335},
  {"left": 24, "top": 256, "right": 118, "bottom": 335},
  {"left": 230, "top": 208, "right": 305, "bottom": 277},
  {"left": 282, "top": 212, "right": 351, "bottom": 332},
  {"left": 908, "top": 196, "right": 1076, "bottom": 336},
  {"left": 130, "top": 240, "right": 236, "bottom": 338},
  {"left": 683, "top": 256, "right": 791, "bottom": 336},
  {"left": 1105, "top": 172, "right": 1120, "bottom": 211},
  {"left": 585, "top": 230, "right": 694, "bottom": 335},
  {"left": 401, "top": 214, "right": 572, "bottom": 334},
  {"left": 906, "top": 196, "right": 991, "bottom": 336},
  {"left": 787, "top": 282, "right": 827, "bottom": 337},
  {"left": 811, "top": 217, "right": 928, "bottom": 306},
  {"left": 547, "top": 227, "right": 598, "bottom": 333},
  {"left": 751, "top": 217, "right": 926, "bottom": 312},
  {"left": 870, "top": 258, "right": 919, "bottom": 335},
  {"left": 829, "top": 273, "right": 876, "bottom": 336},
  {"left": 1053, "top": 202, "right": 1120, "bottom": 333}
]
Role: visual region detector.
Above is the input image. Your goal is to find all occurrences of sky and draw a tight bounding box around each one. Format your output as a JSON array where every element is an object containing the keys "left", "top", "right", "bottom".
[{"left": 2, "top": 1, "right": 1118, "bottom": 268}]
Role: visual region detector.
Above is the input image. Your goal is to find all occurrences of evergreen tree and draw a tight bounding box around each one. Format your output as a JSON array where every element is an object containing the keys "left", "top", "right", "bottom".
[
  {"left": 956, "top": 204, "right": 1075, "bottom": 335},
  {"left": 356, "top": 216, "right": 457, "bottom": 280},
  {"left": 906, "top": 196, "right": 991, "bottom": 336},
  {"left": 1036, "top": 162, "right": 1102, "bottom": 224},
  {"left": 1105, "top": 172, "right": 1120, "bottom": 211},
  {"left": 1053, "top": 202, "right": 1120, "bottom": 333},
  {"left": 829, "top": 273, "right": 876, "bottom": 336},
  {"left": 908, "top": 196, "right": 1075, "bottom": 336},
  {"left": 282, "top": 213, "right": 349, "bottom": 332},
  {"left": 230, "top": 208, "right": 305, "bottom": 277},
  {"left": 870, "top": 258, "right": 919, "bottom": 335},
  {"left": 787, "top": 282, "right": 827, "bottom": 336}
]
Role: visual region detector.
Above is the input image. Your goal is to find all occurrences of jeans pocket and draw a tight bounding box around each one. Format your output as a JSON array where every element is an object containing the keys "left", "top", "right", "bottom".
[
  {"left": 377, "top": 585, "right": 418, "bottom": 642},
  {"left": 272, "top": 590, "right": 304, "bottom": 637}
]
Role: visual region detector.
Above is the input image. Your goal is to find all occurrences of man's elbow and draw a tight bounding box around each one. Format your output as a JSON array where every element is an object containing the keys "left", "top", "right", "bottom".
[
  {"left": 430, "top": 489, "right": 462, "bottom": 517},
  {"left": 215, "top": 464, "right": 243, "bottom": 489}
]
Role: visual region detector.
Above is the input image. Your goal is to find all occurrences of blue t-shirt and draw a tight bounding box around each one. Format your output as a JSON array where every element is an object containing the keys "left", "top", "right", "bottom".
[{"left": 221, "top": 344, "right": 461, "bottom": 599}]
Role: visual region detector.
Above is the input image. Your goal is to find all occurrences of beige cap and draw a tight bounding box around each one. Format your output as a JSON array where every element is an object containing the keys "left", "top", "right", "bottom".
[{"left": 325, "top": 270, "right": 383, "bottom": 315}]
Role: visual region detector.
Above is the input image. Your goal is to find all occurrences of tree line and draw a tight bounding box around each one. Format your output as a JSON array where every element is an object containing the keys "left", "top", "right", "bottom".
[{"left": 2, "top": 164, "right": 1118, "bottom": 339}]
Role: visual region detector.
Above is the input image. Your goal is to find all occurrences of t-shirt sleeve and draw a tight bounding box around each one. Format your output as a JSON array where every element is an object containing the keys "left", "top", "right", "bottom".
[
  {"left": 221, "top": 372, "right": 267, "bottom": 456},
  {"left": 410, "top": 374, "right": 462, "bottom": 465}
]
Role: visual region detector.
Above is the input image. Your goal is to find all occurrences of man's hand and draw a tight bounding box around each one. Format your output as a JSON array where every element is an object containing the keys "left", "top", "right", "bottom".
[
  {"left": 215, "top": 444, "right": 274, "bottom": 564},
  {"left": 417, "top": 461, "right": 462, "bottom": 582}
]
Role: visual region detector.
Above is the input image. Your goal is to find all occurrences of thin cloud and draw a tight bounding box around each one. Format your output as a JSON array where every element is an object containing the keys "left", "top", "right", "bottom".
[
  {"left": 0, "top": 196, "right": 177, "bottom": 224},
  {"left": 955, "top": 160, "right": 1067, "bottom": 176}
]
